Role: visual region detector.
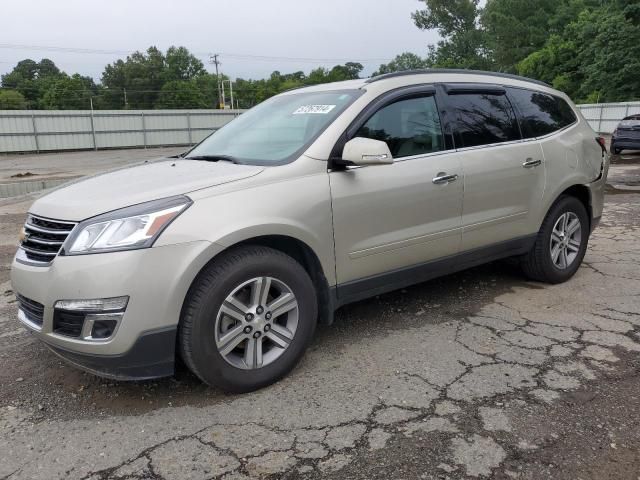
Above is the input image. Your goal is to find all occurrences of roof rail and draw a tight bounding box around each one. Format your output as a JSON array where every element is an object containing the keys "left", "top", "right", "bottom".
[{"left": 365, "top": 68, "right": 551, "bottom": 88}]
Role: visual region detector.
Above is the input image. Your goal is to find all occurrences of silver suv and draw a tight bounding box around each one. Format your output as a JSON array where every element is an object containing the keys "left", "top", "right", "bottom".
[{"left": 11, "top": 70, "right": 609, "bottom": 392}]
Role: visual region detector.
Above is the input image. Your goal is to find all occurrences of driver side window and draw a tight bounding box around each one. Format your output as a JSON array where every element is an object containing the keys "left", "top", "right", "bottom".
[{"left": 355, "top": 95, "right": 444, "bottom": 158}]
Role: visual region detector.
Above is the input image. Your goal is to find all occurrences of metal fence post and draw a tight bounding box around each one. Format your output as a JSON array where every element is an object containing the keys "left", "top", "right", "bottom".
[
  {"left": 597, "top": 105, "right": 603, "bottom": 133},
  {"left": 31, "top": 113, "right": 40, "bottom": 153},
  {"left": 89, "top": 105, "right": 97, "bottom": 151},
  {"left": 186, "top": 112, "right": 193, "bottom": 144},
  {"left": 141, "top": 112, "right": 147, "bottom": 149}
]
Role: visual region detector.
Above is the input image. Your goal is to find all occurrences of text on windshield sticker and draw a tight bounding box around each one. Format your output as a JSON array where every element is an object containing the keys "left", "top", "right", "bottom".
[{"left": 292, "top": 105, "right": 336, "bottom": 115}]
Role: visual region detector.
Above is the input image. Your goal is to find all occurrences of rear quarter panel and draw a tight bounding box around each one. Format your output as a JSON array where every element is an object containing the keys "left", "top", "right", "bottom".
[{"left": 537, "top": 116, "right": 604, "bottom": 227}]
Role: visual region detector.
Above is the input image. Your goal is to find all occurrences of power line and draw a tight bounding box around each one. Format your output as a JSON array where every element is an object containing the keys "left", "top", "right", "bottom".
[{"left": 0, "top": 43, "right": 393, "bottom": 64}]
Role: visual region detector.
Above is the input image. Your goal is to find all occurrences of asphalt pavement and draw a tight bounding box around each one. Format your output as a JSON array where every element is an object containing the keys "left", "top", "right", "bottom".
[{"left": 1, "top": 149, "right": 639, "bottom": 480}]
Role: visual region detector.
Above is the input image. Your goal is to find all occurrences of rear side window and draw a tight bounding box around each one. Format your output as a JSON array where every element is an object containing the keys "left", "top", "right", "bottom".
[
  {"left": 447, "top": 93, "right": 520, "bottom": 148},
  {"left": 355, "top": 95, "right": 444, "bottom": 158},
  {"left": 507, "top": 88, "right": 577, "bottom": 138}
]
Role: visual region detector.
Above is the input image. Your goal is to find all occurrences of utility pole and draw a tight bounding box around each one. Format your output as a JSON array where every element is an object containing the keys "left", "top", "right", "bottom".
[
  {"left": 123, "top": 88, "right": 128, "bottom": 109},
  {"left": 209, "top": 54, "right": 224, "bottom": 109}
]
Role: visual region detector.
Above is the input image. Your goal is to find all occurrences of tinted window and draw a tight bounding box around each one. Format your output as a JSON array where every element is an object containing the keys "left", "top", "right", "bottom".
[
  {"left": 447, "top": 93, "right": 520, "bottom": 148},
  {"left": 355, "top": 95, "right": 444, "bottom": 158},
  {"left": 507, "top": 88, "right": 577, "bottom": 138}
]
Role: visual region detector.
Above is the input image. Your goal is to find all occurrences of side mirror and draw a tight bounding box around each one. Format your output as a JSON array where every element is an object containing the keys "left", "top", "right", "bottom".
[{"left": 340, "top": 137, "right": 394, "bottom": 166}]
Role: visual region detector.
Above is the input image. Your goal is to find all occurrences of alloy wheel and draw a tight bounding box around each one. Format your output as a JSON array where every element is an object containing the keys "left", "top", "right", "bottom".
[
  {"left": 550, "top": 212, "right": 582, "bottom": 269},
  {"left": 214, "top": 276, "right": 299, "bottom": 369}
]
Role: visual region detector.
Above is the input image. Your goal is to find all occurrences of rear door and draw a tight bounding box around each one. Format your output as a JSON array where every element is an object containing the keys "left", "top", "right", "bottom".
[{"left": 443, "top": 84, "right": 546, "bottom": 251}]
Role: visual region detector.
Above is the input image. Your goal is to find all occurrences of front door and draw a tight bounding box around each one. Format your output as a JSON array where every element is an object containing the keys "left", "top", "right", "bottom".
[{"left": 330, "top": 92, "right": 463, "bottom": 297}]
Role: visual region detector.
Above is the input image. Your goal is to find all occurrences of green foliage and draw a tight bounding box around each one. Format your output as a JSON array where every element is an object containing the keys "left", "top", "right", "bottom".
[
  {"left": 40, "top": 74, "right": 98, "bottom": 109},
  {"left": 413, "top": 0, "right": 491, "bottom": 69},
  {"left": 0, "top": 90, "right": 27, "bottom": 109},
  {"left": 373, "top": 53, "right": 430, "bottom": 76},
  {"left": 518, "top": 1, "right": 640, "bottom": 102},
  {"left": 1, "top": 58, "right": 64, "bottom": 108},
  {"left": 156, "top": 80, "right": 209, "bottom": 109},
  {"left": 481, "top": 0, "right": 559, "bottom": 72}
]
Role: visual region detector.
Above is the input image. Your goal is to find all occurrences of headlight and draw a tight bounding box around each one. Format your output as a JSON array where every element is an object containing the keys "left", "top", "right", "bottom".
[{"left": 63, "top": 195, "right": 191, "bottom": 255}]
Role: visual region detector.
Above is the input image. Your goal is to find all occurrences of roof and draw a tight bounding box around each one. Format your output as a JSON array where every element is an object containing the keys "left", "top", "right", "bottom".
[{"left": 365, "top": 68, "right": 550, "bottom": 88}]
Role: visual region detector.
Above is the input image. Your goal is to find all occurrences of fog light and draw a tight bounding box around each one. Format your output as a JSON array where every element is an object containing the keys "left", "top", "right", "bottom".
[
  {"left": 53, "top": 296, "right": 128, "bottom": 341},
  {"left": 54, "top": 296, "right": 129, "bottom": 312},
  {"left": 82, "top": 313, "right": 123, "bottom": 340}
]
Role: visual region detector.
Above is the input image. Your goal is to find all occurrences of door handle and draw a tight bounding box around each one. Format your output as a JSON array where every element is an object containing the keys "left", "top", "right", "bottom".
[
  {"left": 432, "top": 173, "right": 458, "bottom": 185},
  {"left": 522, "top": 158, "right": 542, "bottom": 168}
]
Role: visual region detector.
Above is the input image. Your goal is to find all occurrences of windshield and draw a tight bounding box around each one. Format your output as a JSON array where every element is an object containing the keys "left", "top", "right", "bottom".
[{"left": 186, "top": 90, "right": 361, "bottom": 165}]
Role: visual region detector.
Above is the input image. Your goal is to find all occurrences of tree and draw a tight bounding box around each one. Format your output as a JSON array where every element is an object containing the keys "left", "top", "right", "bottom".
[
  {"left": 40, "top": 74, "right": 97, "bottom": 109},
  {"left": 413, "top": 0, "right": 491, "bottom": 69},
  {"left": 1, "top": 58, "right": 64, "bottom": 108},
  {"left": 481, "top": 0, "right": 559, "bottom": 72},
  {"left": 164, "top": 46, "right": 207, "bottom": 82},
  {"left": 101, "top": 46, "right": 168, "bottom": 108},
  {"left": 0, "top": 90, "right": 27, "bottom": 109},
  {"left": 156, "top": 80, "right": 209, "bottom": 108},
  {"left": 518, "top": 1, "right": 640, "bottom": 102},
  {"left": 373, "top": 52, "right": 430, "bottom": 76},
  {"left": 327, "top": 62, "right": 363, "bottom": 81}
]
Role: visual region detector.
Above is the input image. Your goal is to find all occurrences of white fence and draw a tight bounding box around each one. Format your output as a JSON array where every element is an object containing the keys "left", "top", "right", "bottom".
[
  {"left": 0, "top": 102, "right": 637, "bottom": 153},
  {"left": 0, "top": 109, "right": 245, "bottom": 153},
  {"left": 576, "top": 102, "right": 640, "bottom": 134}
]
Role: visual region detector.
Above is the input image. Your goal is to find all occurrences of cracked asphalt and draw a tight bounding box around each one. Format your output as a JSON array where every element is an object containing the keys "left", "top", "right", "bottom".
[{"left": 1, "top": 150, "right": 640, "bottom": 479}]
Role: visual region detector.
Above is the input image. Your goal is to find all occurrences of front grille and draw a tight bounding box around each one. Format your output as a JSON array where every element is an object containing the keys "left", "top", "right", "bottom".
[
  {"left": 16, "top": 294, "right": 45, "bottom": 327},
  {"left": 19, "top": 215, "right": 76, "bottom": 265}
]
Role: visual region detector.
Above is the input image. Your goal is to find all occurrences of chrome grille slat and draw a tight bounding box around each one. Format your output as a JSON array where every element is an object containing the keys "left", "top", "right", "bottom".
[
  {"left": 18, "top": 215, "right": 77, "bottom": 266},
  {"left": 24, "top": 237, "right": 64, "bottom": 246},
  {"left": 20, "top": 245, "right": 57, "bottom": 257},
  {"left": 24, "top": 223, "right": 74, "bottom": 235}
]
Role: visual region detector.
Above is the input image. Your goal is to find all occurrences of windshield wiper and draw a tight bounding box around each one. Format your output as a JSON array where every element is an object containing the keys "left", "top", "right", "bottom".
[{"left": 184, "top": 154, "right": 241, "bottom": 164}]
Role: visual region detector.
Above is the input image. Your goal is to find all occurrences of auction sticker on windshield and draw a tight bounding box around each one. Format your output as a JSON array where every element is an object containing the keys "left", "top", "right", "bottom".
[{"left": 292, "top": 105, "right": 336, "bottom": 115}]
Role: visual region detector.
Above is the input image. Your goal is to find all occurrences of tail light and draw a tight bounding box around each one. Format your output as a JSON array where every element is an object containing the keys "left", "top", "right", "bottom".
[{"left": 595, "top": 136, "right": 607, "bottom": 154}]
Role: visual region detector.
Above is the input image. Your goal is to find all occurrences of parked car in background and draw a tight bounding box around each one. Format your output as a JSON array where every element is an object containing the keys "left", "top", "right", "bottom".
[
  {"left": 11, "top": 69, "right": 609, "bottom": 392},
  {"left": 611, "top": 114, "right": 640, "bottom": 154}
]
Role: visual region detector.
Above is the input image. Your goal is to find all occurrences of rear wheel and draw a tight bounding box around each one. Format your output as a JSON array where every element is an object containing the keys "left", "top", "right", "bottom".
[
  {"left": 179, "top": 246, "right": 317, "bottom": 392},
  {"left": 521, "top": 195, "right": 589, "bottom": 284}
]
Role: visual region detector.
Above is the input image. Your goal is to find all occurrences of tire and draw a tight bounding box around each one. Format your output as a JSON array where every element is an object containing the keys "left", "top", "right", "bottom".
[
  {"left": 179, "top": 245, "right": 317, "bottom": 392},
  {"left": 521, "top": 195, "right": 589, "bottom": 284},
  {"left": 612, "top": 146, "right": 621, "bottom": 155}
]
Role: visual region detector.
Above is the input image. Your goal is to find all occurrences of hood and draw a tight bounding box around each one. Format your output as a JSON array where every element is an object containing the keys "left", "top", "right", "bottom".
[{"left": 30, "top": 158, "right": 264, "bottom": 221}]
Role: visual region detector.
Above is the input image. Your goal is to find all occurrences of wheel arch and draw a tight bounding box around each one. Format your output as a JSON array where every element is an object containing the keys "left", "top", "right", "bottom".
[
  {"left": 557, "top": 184, "right": 592, "bottom": 229},
  {"left": 540, "top": 182, "right": 593, "bottom": 233},
  {"left": 181, "top": 234, "right": 336, "bottom": 329}
]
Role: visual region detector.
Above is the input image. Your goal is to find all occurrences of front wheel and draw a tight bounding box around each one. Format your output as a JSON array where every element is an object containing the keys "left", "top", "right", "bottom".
[
  {"left": 521, "top": 195, "right": 589, "bottom": 284},
  {"left": 179, "top": 246, "right": 317, "bottom": 392}
]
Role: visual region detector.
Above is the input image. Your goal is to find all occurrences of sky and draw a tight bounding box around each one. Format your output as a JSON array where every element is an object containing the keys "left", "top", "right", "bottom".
[{"left": 0, "top": 0, "right": 439, "bottom": 82}]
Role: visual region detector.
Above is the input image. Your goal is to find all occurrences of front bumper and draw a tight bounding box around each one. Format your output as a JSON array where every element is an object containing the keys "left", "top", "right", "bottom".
[{"left": 11, "top": 240, "right": 218, "bottom": 379}]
